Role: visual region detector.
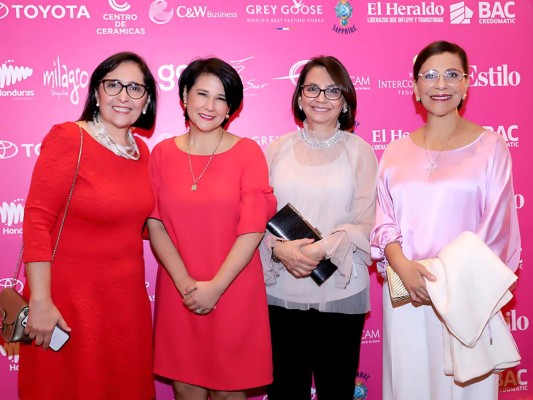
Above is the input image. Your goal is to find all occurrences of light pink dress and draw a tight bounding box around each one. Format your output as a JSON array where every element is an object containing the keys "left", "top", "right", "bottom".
[{"left": 371, "top": 130, "right": 521, "bottom": 400}]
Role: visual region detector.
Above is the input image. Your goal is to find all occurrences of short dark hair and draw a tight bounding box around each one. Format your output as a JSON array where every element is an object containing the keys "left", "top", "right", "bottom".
[
  {"left": 178, "top": 58, "right": 243, "bottom": 124},
  {"left": 413, "top": 41, "right": 469, "bottom": 109},
  {"left": 291, "top": 56, "right": 356, "bottom": 131},
  {"left": 79, "top": 52, "right": 157, "bottom": 129}
]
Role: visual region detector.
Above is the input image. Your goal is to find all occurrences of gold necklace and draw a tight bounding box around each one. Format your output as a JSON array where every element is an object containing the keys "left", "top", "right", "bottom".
[
  {"left": 423, "top": 120, "right": 461, "bottom": 178},
  {"left": 187, "top": 130, "right": 224, "bottom": 191}
]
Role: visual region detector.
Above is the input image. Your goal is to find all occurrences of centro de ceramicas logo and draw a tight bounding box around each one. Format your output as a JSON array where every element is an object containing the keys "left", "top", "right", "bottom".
[
  {"left": 97, "top": 0, "right": 145, "bottom": 35},
  {"left": 0, "top": 3, "right": 90, "bottom": 19}
]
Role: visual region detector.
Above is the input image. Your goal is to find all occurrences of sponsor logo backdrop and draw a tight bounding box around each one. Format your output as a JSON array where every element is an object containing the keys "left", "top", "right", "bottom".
[{"left": 1, "top": 1, "right": 531, "bottom": 399}]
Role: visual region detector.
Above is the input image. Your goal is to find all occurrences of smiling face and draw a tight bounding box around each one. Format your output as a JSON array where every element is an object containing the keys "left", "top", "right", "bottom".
[
  {"left": 298, "top": 66, "right": 346, "bottom": 132},
  {"left": 183, "top": 73, "right": 230, "bottom": 134},
  {"left": 95, "top": 61, "right": 149, "bottom": 136},
  {"left": 414, "top": 52, "right": 469, "bottom": 117}
]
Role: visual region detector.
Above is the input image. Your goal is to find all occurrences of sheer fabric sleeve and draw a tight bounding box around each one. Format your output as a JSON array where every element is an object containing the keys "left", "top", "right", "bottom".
[
  {"left": 236, "top": 139, "right": 277, "bottom": 236},
  {"left": 369, "top": 147, "right": 403, "bottom": 270},
  {"left": 322, "top": 138, "right": 378, "bottom": 288},
  {"left": 260, "top": 135, "right": 289, "bottom": 285},
  {"left": 23, "top": 123, "right": 82, "bottom": 263},
  {"left": 476, "top": 134, "right": 521, "bottom": 271}
]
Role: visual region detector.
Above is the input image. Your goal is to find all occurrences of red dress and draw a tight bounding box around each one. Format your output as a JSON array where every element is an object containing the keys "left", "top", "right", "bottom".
[
  {"left": 20, "top": 122, "right": 155, "bottom": 400},
  {"left": 150, "top": 137, "right": 276, "bottom": 390}
]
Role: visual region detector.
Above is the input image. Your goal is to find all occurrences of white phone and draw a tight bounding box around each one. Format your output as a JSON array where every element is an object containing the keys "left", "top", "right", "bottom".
[
  {"left": 49, "top": 325, "right": 70, "bottom": 351},
  {"left": 20, "top": 316, "right": 70, "bottom": 351}
]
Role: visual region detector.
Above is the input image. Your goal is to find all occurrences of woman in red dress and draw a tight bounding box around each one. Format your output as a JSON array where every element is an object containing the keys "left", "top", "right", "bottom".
[
  {"left": 148, "top": 58, "right": 276, "bottom": 399},
  {"left": 20, "top": 52, "right": 157, "bottom": 400}
]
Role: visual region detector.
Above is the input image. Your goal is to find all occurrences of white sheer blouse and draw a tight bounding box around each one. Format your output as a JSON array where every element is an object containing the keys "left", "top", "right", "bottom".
[{"left": 259, "top": 130, "right": 378, "bottom": 314}]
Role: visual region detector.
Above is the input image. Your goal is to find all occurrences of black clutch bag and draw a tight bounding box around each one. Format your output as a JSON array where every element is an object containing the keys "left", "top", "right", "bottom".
[{"left": 267, "top": 203, "right": 337, "bottom": 286}]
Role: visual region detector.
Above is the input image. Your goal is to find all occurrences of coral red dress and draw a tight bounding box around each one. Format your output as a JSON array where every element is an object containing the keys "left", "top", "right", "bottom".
[
  {"left": 150, "top": 137, "right": 275, "bottom": 390},
  {"left": 20, "top": 122, "right": 155, "bottom": 400}
]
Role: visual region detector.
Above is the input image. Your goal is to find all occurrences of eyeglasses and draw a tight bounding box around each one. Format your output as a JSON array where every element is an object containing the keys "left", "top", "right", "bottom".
[
  {"left": 100, "top": 79, "right": 148, "bottom": 99},
  {"left": 417, "top": 69, "right": 468, "bottom": 83},
  {"left": 300, "top": 85, "right": 343, "bottom": 100}
]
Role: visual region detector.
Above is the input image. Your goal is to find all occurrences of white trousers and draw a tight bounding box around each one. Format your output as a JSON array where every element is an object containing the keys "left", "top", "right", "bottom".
[{"left": 382, "top": 283, "right": 498, "bottom": 400}]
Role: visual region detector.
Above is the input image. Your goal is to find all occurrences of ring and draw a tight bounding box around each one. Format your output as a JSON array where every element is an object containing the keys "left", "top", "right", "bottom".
[{"left": 195, "top": 308, "right": 204, "bottom": 314}]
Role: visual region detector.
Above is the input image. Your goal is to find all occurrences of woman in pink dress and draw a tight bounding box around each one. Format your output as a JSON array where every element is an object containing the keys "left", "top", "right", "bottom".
[
  {"left": 371, "top": 41, "right": 521, "bottom": 400},
  {"left": 148, "top": 58, "right": 276, "bottom": 400}
]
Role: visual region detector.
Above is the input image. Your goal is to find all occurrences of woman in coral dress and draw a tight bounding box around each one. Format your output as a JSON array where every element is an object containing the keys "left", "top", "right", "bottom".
[
  {"left": 148, "top": 58, "right": 276, "bottom": 400},
  {"left": 20, "top": 52, "right": 157, "bottom": 400}
]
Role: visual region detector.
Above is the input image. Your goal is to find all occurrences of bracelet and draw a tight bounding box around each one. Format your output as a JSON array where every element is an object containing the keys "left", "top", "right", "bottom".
[{"left": 271, "top": 239, "right": 284, "bottom": 263}]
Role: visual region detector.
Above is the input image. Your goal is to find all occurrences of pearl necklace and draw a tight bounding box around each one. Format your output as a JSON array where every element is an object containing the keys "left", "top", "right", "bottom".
[
  {"left": 300, "top": 121, "right": 343, "bottom": 150},
  {"left": 423, "top": 121, "right": 461, "bottom": 178},
  {"left": 187, "top": 130, "right": 224, "bottom": 191},
  {"left": 88, "top": 114, "right": 140, "bottom": 160}
]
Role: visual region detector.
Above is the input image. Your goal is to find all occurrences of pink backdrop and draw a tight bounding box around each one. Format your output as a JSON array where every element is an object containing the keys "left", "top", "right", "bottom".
[{"left": 1, "top": 1, "right": 531, "bottom": 399}]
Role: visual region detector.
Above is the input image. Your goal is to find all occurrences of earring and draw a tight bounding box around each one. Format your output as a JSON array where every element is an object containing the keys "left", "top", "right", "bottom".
[
  {"left": 96, "top": 101, "right": 99, "bottom": 107},
  {"left": 183, "top": 102, "right": 187, "bottom": 109},
  {"left": 342, "top": 105, "right": 348, "bottom": 113},
  {"left": 225, "top": 111, "right": 230, "bottom": 120},
  {"left": 415, "top": 96, "right": 421, "bottom": 102},
  {"left": 462, "top": 93, "right": 467, "bottom": 100}
]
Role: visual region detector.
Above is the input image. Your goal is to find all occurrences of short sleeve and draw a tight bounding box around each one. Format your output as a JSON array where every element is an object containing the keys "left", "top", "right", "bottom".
[
  {"left": 148, "top": 142, "right": 163, "bottom": 221},
  {"left": 23, "top": 122, "right": 83, "bottom": 262},
  {"left": 237, "top": 139, "right": 277, "bottom": 235}
]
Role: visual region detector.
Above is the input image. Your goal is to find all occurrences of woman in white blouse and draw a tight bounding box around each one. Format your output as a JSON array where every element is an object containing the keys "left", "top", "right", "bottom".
[{"left": 260, "top": 56, "right": 378, "bottom": 400}]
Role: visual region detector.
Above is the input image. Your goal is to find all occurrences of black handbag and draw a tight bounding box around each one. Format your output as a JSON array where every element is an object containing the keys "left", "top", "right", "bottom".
[
  {"left": 267, "top": 203, "right": 338, "bottom": 286},
  {"left": 0, "top": 126, "right": 83, "bottom": 343}
]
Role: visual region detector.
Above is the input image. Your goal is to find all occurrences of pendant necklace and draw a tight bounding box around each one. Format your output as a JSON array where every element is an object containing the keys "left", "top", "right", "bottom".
[
  {"left": 300, "top": 121, "right": 343, "bottom": 150},
  {"left": 423, "top": 120, "right": 461, "bottom": 178},
  {"left": 187, "top": 129, "right": 224, "bottom": 191},
  {"left": 88, "top": 114, "right": 140, "bottom": 160}
]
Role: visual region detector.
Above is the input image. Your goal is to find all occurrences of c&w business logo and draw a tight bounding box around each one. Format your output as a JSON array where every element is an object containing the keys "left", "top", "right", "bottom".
[{"left": 450, "top": 2, "right": 473, "bottom": 24}]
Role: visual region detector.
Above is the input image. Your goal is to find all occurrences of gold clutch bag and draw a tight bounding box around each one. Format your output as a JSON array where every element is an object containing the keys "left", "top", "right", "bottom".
[{"left": 386, "top": 258, "right": 436, "bottom": 303}]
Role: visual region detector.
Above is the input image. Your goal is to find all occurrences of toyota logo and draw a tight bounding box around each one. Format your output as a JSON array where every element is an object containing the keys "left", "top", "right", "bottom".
[
  {"left": 0, "top": 3, "right": 9, "bottom": 19},
  {"left": 0, "top": 141, "right": 18, "bottom": 159},
  {"left": 0, "top": 278, "right": 24, "bottom": 293}
]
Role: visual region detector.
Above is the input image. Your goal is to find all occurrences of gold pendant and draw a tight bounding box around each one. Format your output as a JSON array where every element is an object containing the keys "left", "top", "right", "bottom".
[{"left": 191, "top": 184, "right": 197, "bottom": 191}]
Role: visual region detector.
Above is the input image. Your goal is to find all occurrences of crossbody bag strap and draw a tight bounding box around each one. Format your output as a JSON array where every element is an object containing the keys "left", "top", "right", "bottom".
[{"left": 10, "top": 126, "right": 84, "bottom": 286}]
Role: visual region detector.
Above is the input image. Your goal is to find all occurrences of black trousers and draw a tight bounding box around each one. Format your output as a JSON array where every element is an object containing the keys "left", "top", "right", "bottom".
[{"left": 267, "top": 305, "right": 366, "bottom": 400}]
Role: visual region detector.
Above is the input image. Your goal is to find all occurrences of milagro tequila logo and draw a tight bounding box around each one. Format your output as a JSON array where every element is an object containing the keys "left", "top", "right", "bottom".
[
  {"left": 1, "top": 199, "right": 24, "bottom": 235},
  {"left": 43, "top": 56, "right": 89, "bottom": 105}
]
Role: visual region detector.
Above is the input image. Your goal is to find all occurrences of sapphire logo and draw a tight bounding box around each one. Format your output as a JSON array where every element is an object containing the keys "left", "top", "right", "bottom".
[
  {"left": 149, "top": 0, "right": 173, "bottom": 24},
  {"left": 335, "top": 0, "right": 353, "bottom": 26},
  {"left": 0, "top": 141, "right": 18, "bottom": 159},
  {"left": 0, "top": 60, "right": 33, "bottom": 89},
  {"left": 450, "top": 2, "right": 473, "bottom": 24},
  {"left": 355, "top": 371, "right": 371, "bottom": 399}
]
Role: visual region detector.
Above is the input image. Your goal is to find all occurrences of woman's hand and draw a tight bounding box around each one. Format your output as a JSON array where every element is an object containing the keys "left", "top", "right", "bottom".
[
  {"left": 182, "top": 280, "right": 223, "bottom": 315},
  {"left": 25, "top": 298, "right": 70, "bottom": 349},
  {"left": 394, "top": 260, "right": 436, "bottom": 304},
  {"left": 274, "top": 238, "right": 319, "bottom": 278},
  {"left": 174, "top": 275, "right": 197, "bottom": 298}
]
